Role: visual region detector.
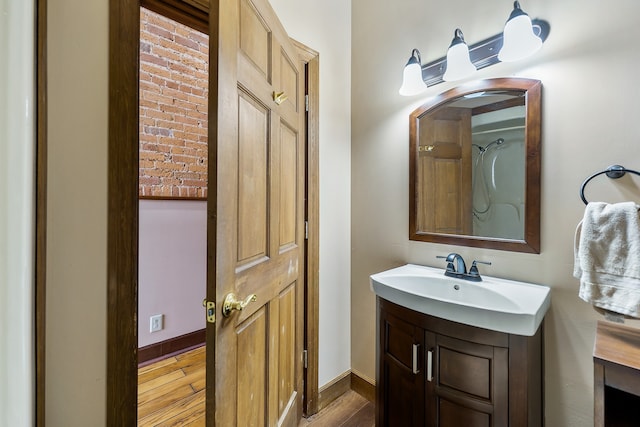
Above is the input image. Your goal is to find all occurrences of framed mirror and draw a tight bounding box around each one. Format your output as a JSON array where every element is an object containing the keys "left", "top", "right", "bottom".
[{"left": 409, "top": 78, "right": 541, "bottom": 253}]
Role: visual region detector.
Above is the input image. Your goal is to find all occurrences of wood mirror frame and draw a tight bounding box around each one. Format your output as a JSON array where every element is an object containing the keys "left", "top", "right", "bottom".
[{"left": 409, "top": 78, "right": 541, "bottom": 253}]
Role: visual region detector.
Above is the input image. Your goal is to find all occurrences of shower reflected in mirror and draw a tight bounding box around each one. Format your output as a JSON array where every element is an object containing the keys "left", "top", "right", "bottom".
[{"left": 471, "top": 115, "right": 525, "bottom": 240}]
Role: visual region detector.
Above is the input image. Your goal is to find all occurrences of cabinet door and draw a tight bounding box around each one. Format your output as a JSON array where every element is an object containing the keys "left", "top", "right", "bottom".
[
  {"left": 378, "top": 310, "right": 425, "bottom": 427},
  {"left": 426, "top": 332, "right": 508, "bottom": 427}
]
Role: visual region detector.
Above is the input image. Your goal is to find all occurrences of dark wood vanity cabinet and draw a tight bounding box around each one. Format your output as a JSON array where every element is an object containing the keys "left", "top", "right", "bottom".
[
  {"left": 377, "top": 298, "right": 543, "bottom": 427},
  {"left": 593, "top": 320, "right": 640, "bottom": 427},
  {"left": 379, "top": 309, "right": 426, "bottom": 425}
]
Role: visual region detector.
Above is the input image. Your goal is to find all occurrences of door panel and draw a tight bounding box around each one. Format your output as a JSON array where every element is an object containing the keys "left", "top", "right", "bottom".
[
  {"left": 439, "top": 399, "right": 490, "bottom": 427},
  {"left": 237, "top": 308, "right": 268, "bottom": 426},
  {"left": 211, "top": 0, "right": 304, "bottom": 424},
  {"left": 237, "top": 91, "right": 270, "bottom": 266},
  {"left": 277, "top": 283, "right": 297, "bottom": 423},
  {"left": 277, "top": 50, "right": 299, "bottom": 114},
  {"left": 279, "top": 122, "right": 298, "bottom": 249},
  {"left": 239, "top": 0, "right": 271, "bottom": 80},
  {"left": 439, "top": 346, "right": 491, "bottom": 400}
]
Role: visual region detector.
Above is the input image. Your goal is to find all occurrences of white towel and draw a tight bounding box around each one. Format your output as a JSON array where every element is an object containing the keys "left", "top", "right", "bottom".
[{"left": 574, "top": 201, "right": 640, "bottom": 318}]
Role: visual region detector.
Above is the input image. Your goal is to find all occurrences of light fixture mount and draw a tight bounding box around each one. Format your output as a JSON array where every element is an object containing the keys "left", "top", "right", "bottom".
[
  {"left": 449, "top": 28, "right": 467, "bottom": 48},
  {"left": 507, "top": 1, "right": 527, "bottom": 21}
]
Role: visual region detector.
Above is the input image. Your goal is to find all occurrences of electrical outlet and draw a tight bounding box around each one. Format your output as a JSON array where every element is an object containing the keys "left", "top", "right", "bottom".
[{"left": 150, "top": 314, "right": 164, "bottom": 333}]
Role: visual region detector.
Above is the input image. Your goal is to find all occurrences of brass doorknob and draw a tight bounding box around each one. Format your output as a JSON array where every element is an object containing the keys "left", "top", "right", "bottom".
[{"left": 222, "top": 292, "right": 257, "bottom": 317}]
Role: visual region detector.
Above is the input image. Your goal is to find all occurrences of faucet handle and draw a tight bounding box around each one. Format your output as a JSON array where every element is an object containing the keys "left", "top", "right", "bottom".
[
  {"left": 436, "top": 255, "right": 455, "bottom": 273},
  {"left": 468, "top": 260, "right": 492, "bottom": 280}
]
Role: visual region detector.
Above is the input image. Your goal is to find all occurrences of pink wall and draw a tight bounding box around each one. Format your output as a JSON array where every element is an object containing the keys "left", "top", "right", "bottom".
[{"left": 138, "top": 199, "right": 206, "bottom": 347}]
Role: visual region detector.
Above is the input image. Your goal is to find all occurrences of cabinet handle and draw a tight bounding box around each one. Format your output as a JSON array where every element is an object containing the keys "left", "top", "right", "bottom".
[
  {"left": 412, "top": 343, "right": 420, "bottom": 374},
  {"left": 427, "top": 349, "right": 434, "bottom": 382}
]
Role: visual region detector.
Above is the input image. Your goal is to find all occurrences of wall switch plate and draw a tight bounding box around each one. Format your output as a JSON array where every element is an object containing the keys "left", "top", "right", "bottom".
[{"left": 150, "top": 314, "right": 164, "bottom": 333}]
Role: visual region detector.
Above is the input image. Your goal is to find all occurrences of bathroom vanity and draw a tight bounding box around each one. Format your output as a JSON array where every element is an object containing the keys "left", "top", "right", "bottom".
[
  {"left": 377, "top": 298, "right": 542, "bottom": 427},
  {"left": 371, "top": 264, "right": 550, "bottom": 427}
]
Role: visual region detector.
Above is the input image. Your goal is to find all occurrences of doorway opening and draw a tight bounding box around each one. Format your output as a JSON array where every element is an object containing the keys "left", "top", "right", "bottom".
[
  {"left": 137, "top": 6, "right": 209, "bottom": 424},
  {"left": 107, "top": 1, "right": 320, "bottom": 424}
]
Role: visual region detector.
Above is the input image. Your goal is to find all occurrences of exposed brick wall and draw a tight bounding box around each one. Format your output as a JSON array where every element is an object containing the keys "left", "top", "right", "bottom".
[{"left": 139, "top": 8, "right": 209, "bottom": 198}]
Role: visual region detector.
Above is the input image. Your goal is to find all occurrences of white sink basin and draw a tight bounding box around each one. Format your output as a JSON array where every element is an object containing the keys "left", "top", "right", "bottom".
[{"left": 370, "top": 263, "right": 550, "bottom": 336}]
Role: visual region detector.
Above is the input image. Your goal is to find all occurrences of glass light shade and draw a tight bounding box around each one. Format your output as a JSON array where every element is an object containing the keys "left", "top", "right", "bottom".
[
  {"left": 399, "top": 52, "right": 428, "bottom": 96},
  {"left": 498, "top": 5, "right": 543, "bottom": 62},
  {"left": 443, "top": 31, "right": 476, "bottom": 81}
]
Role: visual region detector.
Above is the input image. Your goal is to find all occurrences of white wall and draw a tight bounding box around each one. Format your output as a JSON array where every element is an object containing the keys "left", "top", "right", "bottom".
[
  {"left": 269, "top": 0, "right": 353, "bottom": 387},
  {"left": 46, "top": 0, "right": 108, "bottom": 424},
  {"left": 0, "top": 1, "right": 35, "bottom": 425},
  {"left": 351, "top": 0, "right": 640, "bottom": 425}
]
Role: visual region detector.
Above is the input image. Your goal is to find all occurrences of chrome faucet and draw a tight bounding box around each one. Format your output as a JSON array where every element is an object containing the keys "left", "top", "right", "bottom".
[
  {"left": 437, "top": 253, "right": 491, "bottom": 282},
  {"left": 448, "top": 253, "right": 467, "bottom": 275},
  {"left": 436, "top": 252, "right": 467, "bottom": 276}
]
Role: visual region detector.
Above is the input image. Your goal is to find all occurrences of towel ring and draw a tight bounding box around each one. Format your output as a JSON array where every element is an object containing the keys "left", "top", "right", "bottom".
[{"left": 580, "top": 165, "right": 640, "bottom": 205}]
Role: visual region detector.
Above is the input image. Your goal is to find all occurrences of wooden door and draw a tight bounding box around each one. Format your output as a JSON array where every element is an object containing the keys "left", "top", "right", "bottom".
[
  {"left": 208, "top": 0, "right": 305, "bottom": 425},
  {"left": 416, "top": 107, "right": 472, "bottom": 235}
]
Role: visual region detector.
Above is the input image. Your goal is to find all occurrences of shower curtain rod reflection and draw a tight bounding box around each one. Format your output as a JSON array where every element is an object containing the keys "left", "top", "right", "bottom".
[{"left": 472, "top": 125, "right": 524, "bottom": 136}]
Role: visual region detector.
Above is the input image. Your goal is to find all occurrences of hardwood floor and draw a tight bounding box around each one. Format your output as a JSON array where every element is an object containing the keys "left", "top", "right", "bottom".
[
  {"left": 138, "top": 346, "right": 206, "bottom": 426},
  {"left": 299, "top": 390, "right": 374, "bottom": 426},
  {"left": 137, "top": 346, "right": 374, "bottom": 426}
]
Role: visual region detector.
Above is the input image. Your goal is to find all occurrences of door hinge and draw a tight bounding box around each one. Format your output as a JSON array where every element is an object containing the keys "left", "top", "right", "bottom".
[
  {"left": 305, "top": 220, "right": 309, "bottom": 240},
  {"left": 305, "top": 94, "right": 309, "bottom": 112},
  {"left": 202, "top": 299, "right": 216, "bottom": 324},
  {"left": 303, "top": 349, "right": 308, "bottom": 369}
]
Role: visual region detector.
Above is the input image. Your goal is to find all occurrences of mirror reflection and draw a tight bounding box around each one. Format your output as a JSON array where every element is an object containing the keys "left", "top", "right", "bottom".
[{"left": 409, "top": 78, "right": 541, "bottom": 253}]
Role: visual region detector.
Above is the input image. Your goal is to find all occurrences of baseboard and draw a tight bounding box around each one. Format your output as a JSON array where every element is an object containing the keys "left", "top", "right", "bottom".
[
  {"left": 317, "top": 371, "right": 352, "bottom": 411},
  {"left": 138, "top": 328, "right": 206, "bottom": 365},
  {"left": 350, "top": 371, "right": 376, "bottom": 403},
  {"left": 317, "top": 370, "right": 377, "bottom": 411}
]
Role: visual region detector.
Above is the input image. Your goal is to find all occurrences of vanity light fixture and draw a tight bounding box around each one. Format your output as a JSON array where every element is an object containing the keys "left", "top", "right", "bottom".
[
  {"left": 498, "top": 1, "right": 543, "bottom": 62},
  {"left": 442, "top": 29, "right": 476, "bottom": 82},
  {"left": 398, "top": 1, "right": 549, "bottom": 95},
  {"left": 399, "top": 49, "right": 428, "bottom": 96}
]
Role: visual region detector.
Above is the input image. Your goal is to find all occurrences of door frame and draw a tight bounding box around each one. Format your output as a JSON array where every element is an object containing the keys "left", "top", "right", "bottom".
[
  {"left": 36, "top": 0, "right": 48, "bottom": 425},
  {"left": 293, "top": 39, "right": 321, "bottom": 417},
  {"left": 105, "top": 0, "right": 320, "bottom": 424},
  {"left": 106, "top": 0, "right": 140, "bottom": 423}
]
